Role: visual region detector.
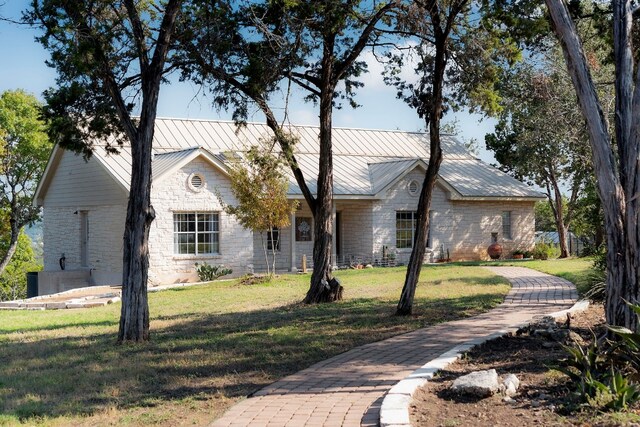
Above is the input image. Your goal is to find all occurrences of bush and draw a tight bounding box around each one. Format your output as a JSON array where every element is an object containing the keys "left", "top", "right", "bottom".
[
  {"left": 194, "top": 262, "right": 232, "bottom": 282},
  {"left": 532, "top": 242, "right": 556, "bottom": 260},
  {"left": 561, "top": 301, "right": 640, "bottom": 411},
  {"left": 584, "top": 246, "right": 607, "bottom": 302}
]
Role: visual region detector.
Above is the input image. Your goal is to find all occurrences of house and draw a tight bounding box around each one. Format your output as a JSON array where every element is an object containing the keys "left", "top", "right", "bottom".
[{"left": 33, "top": 118, "right": 544, "bottom": 295}]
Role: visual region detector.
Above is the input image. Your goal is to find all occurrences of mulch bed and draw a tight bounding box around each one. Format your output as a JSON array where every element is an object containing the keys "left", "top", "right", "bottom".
[{"left": 409, "top": 304, "right": 640, "bottom": 426}]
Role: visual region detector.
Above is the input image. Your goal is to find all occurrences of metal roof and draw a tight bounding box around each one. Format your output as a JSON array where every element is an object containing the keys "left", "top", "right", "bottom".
[
  {"left": 85, "top": 118, "right": 543, "bottom": 200},
  {"left": 438, "top": 159, "right": 542, "bottom": 198}
]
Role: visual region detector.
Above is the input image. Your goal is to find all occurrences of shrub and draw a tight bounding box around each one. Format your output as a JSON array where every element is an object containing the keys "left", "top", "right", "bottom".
[
  {"left": 532, "top": 242, "right": 556, "bottom": 260},
  {"left": 584, "top": 246, "right": 607, "bottom": 302},
  {"left": 561, "top": 301, "right": 640, "bottom": 411},
  {"left": 194, "top": 262, "right": 232, "bottom": 282}
]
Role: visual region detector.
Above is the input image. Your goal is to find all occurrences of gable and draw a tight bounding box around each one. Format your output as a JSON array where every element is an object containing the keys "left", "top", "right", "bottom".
[{"left": 38, "top": 148, "right": 128, "bottom": 207}]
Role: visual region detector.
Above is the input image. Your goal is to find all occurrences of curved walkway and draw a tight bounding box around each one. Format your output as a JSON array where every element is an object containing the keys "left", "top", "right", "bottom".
[{"left": 211, "top": 266, "right": 579, "bottom": 427}]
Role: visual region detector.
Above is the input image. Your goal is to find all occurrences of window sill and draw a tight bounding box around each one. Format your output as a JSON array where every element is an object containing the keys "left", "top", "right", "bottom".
[{"left": 172, "top": 254, "right": 222, "bottom": 260}]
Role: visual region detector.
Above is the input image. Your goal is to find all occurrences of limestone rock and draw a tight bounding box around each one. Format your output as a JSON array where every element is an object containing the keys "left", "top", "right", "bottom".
[
  {"left": 451, "top": 369, "right": 499, "bottom": 398},
  {"left": 502, "top": 374, "right": 520, "bottom": 397}
]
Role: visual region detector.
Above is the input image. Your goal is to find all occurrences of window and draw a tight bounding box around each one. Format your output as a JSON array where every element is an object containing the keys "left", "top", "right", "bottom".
[
  {"left": 267, "top": 227, "right": 280, "bottom": 251},
  {"left": 396, "top": 211, "right": 417, "bottom": 249},
  {"left": 173, "top": 212, "right": 219, "bottom": 255},
  {"left": 397, "top": 211, "right": 434, "bottom": 249},
  {"left": 502, "top": 211, "right": 512, "bottom": 240}
]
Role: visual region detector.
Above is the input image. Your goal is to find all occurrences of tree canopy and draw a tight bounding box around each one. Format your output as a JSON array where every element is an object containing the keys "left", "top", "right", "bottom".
[
  {"left": 0, "top": 89, "right": 50, "bottom": 276},
  {"left": 28, "top": 0, "right": 184, "bottom": 342},
  {"left": 222, "top": 143, "right": 298, "bottom": 277}
]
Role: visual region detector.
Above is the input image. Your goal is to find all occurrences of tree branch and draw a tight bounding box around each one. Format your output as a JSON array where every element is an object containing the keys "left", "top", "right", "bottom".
[{"left": 333, "top": 0, "right": 400, "bottom": 83}]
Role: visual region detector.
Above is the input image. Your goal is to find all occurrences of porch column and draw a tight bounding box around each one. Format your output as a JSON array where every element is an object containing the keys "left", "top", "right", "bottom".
[
  {"left": 290, "top": 211, "right": 297, "bottom": 272},
  {"left": 332, "top": 203, "right": 337, "bottom": 268}
]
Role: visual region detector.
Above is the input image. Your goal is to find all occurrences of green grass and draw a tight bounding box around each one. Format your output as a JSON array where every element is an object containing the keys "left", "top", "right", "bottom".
[
  {"left": 0, "top": 265, "right": 509, "bottom": 426},
  {"left": 454, "top": 257, "right": 595, "bottom": 296},
  {"left": 496, "top": 258, "right": 594, "bottom": 295}
]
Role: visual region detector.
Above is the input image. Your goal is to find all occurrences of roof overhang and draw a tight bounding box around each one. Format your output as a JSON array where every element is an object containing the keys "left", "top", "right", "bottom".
[{"left": 33, "top": 144, "right": 62, "bottom": 207}]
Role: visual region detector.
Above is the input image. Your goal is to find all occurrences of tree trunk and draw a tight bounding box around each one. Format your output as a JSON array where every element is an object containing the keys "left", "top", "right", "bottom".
[
  {"left": 116, "top": 0, "right": 181, "bottom": 343},
  {"left": 546, "top": 0, "right": 635, "bottom": 330},
  {"left": 303, "top": 37, "right": 340, "bottom": 304},
  {"left": 0, "top": 221, "right": 21, "bottom": 275},
  {"left": 396, "top": 25, "right": 447, "bottom": 316},
  {"left": 260, "top": 232, "right": 269, "bottom": 276},
  {"left": 548, "top": 171, "right": 569, "bottom": 258},
  {"left": 118, "top": 125, "right": 155, "bottom": 343}
]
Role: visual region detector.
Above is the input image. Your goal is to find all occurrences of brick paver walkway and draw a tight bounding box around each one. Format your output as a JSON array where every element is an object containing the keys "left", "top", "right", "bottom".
[{"left": 212, "top": 266, "right": 578, "bottom": 427}]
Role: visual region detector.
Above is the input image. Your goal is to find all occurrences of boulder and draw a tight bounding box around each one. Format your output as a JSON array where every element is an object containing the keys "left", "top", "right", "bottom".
[
  {"left": 451, "top": 369, "right": 499, "bottom": 398},
  {"left": 502, "top": 374, "right": 520, "bottom": 397}
]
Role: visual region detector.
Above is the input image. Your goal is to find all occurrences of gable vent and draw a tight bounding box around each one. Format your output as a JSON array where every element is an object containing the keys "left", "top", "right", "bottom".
[
  {"left": 188, "top": 173, "right": 205, "bottom": 191},
  {"left": 408, "top": 180, "right": 419, "bottom": 196}
]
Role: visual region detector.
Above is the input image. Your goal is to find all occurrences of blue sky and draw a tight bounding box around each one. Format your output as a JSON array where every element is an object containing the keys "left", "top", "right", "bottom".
[{"left": 0, "top": 2, "right": 497, "bottom": 163}]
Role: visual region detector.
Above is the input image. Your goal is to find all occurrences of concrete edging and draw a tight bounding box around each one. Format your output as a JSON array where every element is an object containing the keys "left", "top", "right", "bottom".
[{"left": 378, "top": 299, "right": 591, "bottom": 427}]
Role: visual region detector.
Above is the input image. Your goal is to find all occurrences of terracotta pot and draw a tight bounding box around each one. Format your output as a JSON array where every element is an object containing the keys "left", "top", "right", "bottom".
[
  {"left": 487, "top": 242, "right": 503, "bottom": 260},
  {"left": 512, "top": 254, "right": 524, "bottom": 259}
]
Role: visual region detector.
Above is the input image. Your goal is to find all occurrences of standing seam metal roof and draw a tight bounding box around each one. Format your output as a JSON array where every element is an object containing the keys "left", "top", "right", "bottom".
[{"left": 88, "top": 118, "right": 543, "bottom": 199}]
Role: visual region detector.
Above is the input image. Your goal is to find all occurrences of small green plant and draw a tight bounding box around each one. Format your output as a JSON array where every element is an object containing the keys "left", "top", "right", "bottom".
[
  {"left": 561, "top": 301, "right": 640, "bottom": 411},
  {"left": 560, "top": 336, "right": 608, "bottom": 400},
  {"left": 585, "top": 246, "right": 607, "bottom": 302},
  {"left": 194, "top": 262, "right": 232, "bottom": 282},
  {"left": 532, "top": 242, "right": 556, "bottom": 260}
]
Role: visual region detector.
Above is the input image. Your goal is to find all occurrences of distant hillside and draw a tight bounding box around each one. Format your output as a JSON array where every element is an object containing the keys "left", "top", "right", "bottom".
[{"left": 25, "top": 221, "right": 43, "bottom": 264}]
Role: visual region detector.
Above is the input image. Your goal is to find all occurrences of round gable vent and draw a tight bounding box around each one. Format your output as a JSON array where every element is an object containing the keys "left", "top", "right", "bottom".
[
  {"left": 408, "top": 180, "right": 420, "bottom": 196},
  {"left": 188, "top": 173, "right": 205, "bottom": 192}
]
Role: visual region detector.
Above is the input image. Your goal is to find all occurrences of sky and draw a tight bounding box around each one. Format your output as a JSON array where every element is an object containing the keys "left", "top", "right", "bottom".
[{"left": 0, "top": 2, "right": 498, "bottom": 164}]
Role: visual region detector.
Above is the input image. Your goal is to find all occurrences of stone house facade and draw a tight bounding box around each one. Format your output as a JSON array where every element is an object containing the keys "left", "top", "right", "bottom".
[{"left": 33, "top": 119, "right": 543, "bottom": 294}]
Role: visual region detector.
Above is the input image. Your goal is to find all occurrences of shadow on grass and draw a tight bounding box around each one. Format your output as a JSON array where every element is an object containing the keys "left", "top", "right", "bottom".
[
  {"left": 0, "top": 292, "right": 505, "bottom": 421},
  {"left": 0, "top": 319, "right": 118, "bottom": 334}
]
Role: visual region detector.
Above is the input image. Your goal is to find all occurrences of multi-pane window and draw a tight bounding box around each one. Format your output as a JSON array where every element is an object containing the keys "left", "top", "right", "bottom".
[
  {"left": 396, "top": 211, "right": 434, "bottom": 249},
  {"left": 396, "top": 211, "right": 417, "bottom": 249},
  {"left": 173, "top": 212, "right": 219, "bottom": 255},
  {"left": 267, "top": 227, "right": 280, "bottom": 251},
  {"left": 502, "top": 211, "right": 512, "bottom": 240}
]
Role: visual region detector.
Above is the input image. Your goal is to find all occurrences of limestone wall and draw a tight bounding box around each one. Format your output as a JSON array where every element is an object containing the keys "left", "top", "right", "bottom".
[{"left": 149, "top": 157, "right": 253, "bottom": 284}]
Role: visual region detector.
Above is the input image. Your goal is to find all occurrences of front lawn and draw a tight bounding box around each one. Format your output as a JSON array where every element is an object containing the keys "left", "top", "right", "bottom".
[{"left": 0, "top": 265, "right": 508, "bottom": 426}]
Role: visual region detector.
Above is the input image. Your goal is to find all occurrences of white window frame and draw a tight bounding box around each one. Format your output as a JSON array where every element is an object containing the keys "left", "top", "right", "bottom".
[
  {"left": 396, "top": 211, "right": 416, "bottom": 249},
  {"left": 173, "top": 212, "right": 220, "bottom": 255},
  {"left": 502, "top": 211, "right": 512, "bottom": 240},
  {"left": 396, "top": 211, "right": 434, "bottom": 250}
]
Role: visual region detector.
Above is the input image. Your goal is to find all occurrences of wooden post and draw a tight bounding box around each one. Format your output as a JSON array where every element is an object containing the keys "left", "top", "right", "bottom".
[{"left": 301, "top": 254, "right": 307, "bottom": 273}]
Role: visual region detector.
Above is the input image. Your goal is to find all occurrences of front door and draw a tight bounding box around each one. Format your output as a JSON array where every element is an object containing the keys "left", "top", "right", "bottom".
[{"left": 80, "top": 211, "right": 89, "bottom": 267}]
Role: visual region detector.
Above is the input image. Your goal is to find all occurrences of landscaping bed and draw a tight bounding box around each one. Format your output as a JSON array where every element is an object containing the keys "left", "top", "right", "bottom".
[{"left": 410, "top": 304, "right": 640, "bottom": 426}]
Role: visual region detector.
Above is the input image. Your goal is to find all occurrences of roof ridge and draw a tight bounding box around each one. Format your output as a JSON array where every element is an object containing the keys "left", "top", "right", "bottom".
[
  {"left": 154, "top": 146, "right": 201, "bottom": 156},
  {"left": 152, "top": 116, "right": 458, "bottom": 136}
]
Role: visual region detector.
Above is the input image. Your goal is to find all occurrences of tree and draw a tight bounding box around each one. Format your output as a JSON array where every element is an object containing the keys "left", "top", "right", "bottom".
[
  {"left": 386, "top": 0, "right": 519, "bottom": 315},
  {"left": 571, "top": 178, "right": 605, "bottom": 249},
  {"left": 485, "top": 55, "right": 593, "bottom": 258},
  {"left": 0, "top": 231, "right": 40, "bottom": 301},
  {"left": 0, "top": 90, "right": 49, "bottom": 276},
  {"left": 221, "top": 144, "right": 298, "bottom": 277},
  {"left": 535, "top": 200, "right": 557, "bottom": 232},
  {"left": 177, "top": 0, "right": 399, "bottom": 303},
  {"left": 28, "top": 0, "right": 184, "bottom": 342},
  {"left": 543, "top": 0, "right": 640, "bottom": 329}
]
